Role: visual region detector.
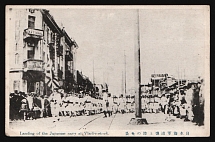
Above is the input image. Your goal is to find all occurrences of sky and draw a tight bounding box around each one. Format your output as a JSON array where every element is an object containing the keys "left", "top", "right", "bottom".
[{"left": 48, "top": 6, "right": 207, "bottom": 96}]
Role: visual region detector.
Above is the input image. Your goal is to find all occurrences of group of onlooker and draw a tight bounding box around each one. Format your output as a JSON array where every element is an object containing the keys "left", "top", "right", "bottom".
[{"left": 157, "top": 80, "right": 205, "bottom": 126}]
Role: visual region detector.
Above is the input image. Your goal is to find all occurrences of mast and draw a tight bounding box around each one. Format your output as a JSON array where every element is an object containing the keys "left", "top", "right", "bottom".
[
  {"left": 107, "top": 62, "right": 109, "bottom": 85},
  {"left": 122, "top": 70, "right": 124, "bottom": 96},
  {"left": 54, "top": 33, "right": 57, "bottom": 77},
  {"left": 184, "top": 68, "right": 186, "bottom": 85},
  {"left": 93, "top": 60, "right": 95, "bottom": 84},
  {"left": 184, "top": 68, "right": 185, "bottom": 79},
  {"left": 154, "top": 70, "right": 155, "bottom": 94},
  {"left": 93, "top": 60, "right": 95, "bottom": 97},
  {"left": 53, "top": 32, "right": 58, "bottom": 91},
  {"left": 178, "top": 65, "right": 180, "bottom": 95},
  {"left": 124, "top": 50, "right": 127, "bottom": 98},
  {"left": 134, "top": 9, "right": 142, "bottom": 118},
  {"left": 181, "top": 67, "right": 183, "bottom": 85}
]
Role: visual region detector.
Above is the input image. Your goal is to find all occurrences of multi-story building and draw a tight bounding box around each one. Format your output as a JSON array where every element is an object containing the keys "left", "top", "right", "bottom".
[{"left": 8, "top": 8, "right": 78, "bottom": 96}]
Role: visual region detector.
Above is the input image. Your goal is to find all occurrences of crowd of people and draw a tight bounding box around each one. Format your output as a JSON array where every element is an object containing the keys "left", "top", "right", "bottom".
[
  {"left": 9, "top": 89, "right": 101, "bottom": 122},
  {"left": 9, "top": 79, "right": 205, "bottom": 126},
  {"left": 140, "top": 79, "right": 205, "bottom": 126},
  {"left": 9, "top": 89, "right": 133, "bottom": 122}
]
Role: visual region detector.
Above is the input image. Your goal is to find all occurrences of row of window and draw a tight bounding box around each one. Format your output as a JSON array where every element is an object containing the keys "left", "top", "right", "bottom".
[{"left": 43, "top": 22, "right": 55, "bottom": 44}]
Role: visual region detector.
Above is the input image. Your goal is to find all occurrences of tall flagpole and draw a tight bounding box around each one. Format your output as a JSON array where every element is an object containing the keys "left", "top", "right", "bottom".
[
  {"left": 134, "top": 9, "right": 142, "bottom": 118},
  {"left": 124, "top": 50, "right": 127, "bottom": 98},
  {"left": 122, "top": 70, "right": 124, "bottom": 96},
  {"left": 178, "top": 65, "right": 180, "bottom": 95},
  {"left": 93, "top": 60, "right": 95, "bottom": 97},
  {"left": 54, "top": 32, "right": 58, "bottom": 90},
  {"left": 129, "top": 9, "right": 147, "bottom": 125},
  {"left": 154, "top": 70, "right": 155, "bottom": 95},
  {"left": 107, "top": 62, "right": 109, "bottom": 85},
  {"left": 54, "top": 33, "right": 57, "bottom": 76}
]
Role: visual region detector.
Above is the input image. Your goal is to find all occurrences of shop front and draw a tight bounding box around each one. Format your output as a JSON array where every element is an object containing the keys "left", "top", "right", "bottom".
[{"left": 22, "top": 70, "right": 45, "bottom": 96}]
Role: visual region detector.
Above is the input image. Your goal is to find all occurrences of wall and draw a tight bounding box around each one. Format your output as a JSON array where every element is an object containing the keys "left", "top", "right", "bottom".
[
  {"left": 9, "top": 72, "right": 27, "bottom": 93},
  {"left": 9, "top": 9, "right": 44, "bottom": 93}
]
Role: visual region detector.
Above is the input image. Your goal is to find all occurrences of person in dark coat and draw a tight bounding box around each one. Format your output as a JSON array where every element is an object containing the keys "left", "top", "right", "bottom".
[
  {"left": 192, "top": 84, "right": 200, "bottom": 124},
  {"left": 44, "top": 95, "right": 51, "bottom": 117},
  {"left": 9, "top": 93, "right": 16, "bottom": 120},
  {"left": 14, "top": 90, "right": 24, "bottom": 120}
]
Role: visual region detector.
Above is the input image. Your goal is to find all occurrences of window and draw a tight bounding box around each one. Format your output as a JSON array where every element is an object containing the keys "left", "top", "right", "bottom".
[
  {"left": 13, "top": 80, "right": 20, "bottom": 91},
  {"left": 47, "top": 28, "right": 49, "bottom": 44},
  {"left": 43, "top": 24, "right": 46, "bottom": 43},
  {"left": 28, "top": 15, "right": 35, "bottom": 29},
  {"left": 27, "top": 47, "right": 34, "bottom": 59},
  {"left": 15, "top": 43, "right": 18, "bottom": 51},
  {"left": 51, "top": 32, "right": 53, "bottom": 43},
  {"left": 15, "top": 53, "right": 19, "bottom": 64},
  {"left": 27, "top": 50, "right": 34, "bottom": 59},
  {"left": 43, "top": 52, "right": 45, "bottom": 61}
]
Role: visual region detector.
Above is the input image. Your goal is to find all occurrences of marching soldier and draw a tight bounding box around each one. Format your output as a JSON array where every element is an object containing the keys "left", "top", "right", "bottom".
[
  {"left": 113, "top": 97, "right": 118, "bottom": 114},
  {"left": 107, "top": 93, "right": 113, "bottom": 116},
  {"left": 118, "top": 95, "right": 126, "bottom": 114},
  {"left": 102, "top": 92, "right": 109, "bottom": 117},
  {"left": 49, "top": 89, "right": 61, "bottom": 122}
]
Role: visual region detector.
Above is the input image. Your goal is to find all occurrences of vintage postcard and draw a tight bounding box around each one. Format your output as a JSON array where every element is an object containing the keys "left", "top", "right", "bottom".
[{"left": 5, "top": 5, "right": 210, "bottom": 137}]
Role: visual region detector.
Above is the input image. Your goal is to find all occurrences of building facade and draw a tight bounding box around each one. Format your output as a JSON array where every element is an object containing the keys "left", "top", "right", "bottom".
[{"left": 9, "top": 8, "right": 78, "bottom": 96}]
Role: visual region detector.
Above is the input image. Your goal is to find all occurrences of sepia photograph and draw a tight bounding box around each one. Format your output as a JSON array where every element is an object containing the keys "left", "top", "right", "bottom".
[{"left": 5, "top": 5, "right": 210, "bottom": 137}]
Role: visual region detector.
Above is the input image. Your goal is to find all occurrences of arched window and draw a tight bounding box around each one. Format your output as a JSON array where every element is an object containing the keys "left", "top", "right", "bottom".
[{"left": 15, "top": 53, "right": 19, "bottom": 64}]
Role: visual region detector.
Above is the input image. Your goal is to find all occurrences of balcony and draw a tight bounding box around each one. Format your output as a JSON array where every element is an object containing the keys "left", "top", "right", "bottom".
[
  {"left": 23, "top": 28, "right": 44, "bottom": 41},
  {"left": 23, "top": 59, "right": 44, "bottom": 72}
]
